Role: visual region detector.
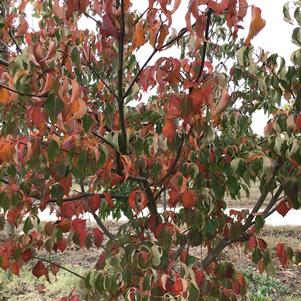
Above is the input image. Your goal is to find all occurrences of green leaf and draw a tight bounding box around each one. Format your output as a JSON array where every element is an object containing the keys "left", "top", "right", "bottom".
[
  {"left": 252, "top": 248, "right": 262, "bottom": 264},
  {"left": 255, "top": 215, "right": 265, "bottom": 233},
  {"left": 45, "top": 94, "right": 64, "bottom": 123},
  {"left": 294, "top": 6, "right": 301, "bottom": 26},
  {"left": 71, "top": 47, "right": 81, "bottom": 67},
  {"left": 50, "top": 184, "right": 64, "bottom": 199},
  {"left": 283, "top": 2, "right": 293, "bottom": 24},
  {"left": 83, "top": 114, "right": 94, "bottom": 132},
  {"left": 292, "top": 27, "right": 301, "bottom": 46},
  {"left": 47, "top": 140, "right": 59, "bottom": 161},
  {"left": 151, "top": 245, "right": 163, "bottom": 266},
  {"left": 23, "top": 217, "right": 33, "bottom": 234}
]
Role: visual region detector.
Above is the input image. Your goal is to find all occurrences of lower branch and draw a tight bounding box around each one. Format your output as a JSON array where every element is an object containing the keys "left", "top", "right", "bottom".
[{"left": 32, "top": 256, "right": 85, "bottom": 280}]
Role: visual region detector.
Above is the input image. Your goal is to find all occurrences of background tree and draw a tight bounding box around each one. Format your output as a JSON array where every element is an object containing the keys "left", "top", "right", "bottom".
[{"left": 0, "top": 0, "right": 301, "bottom": 300}]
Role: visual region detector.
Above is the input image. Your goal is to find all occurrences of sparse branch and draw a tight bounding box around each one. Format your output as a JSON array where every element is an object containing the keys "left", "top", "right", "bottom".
[
  {"left": 84, "top": 59, "right": 117, "bottom": 98},
  {"left": 117, "top": 0, "right": 128, "bottom": 154},
  {"left": 0, "top": 83, "right": 47, "bottom": 98},
  {"left": 92, "top": 212, "right": 115, "bottom": 240},
  {"left": 196, "top": 9, "right": 213, "bottom": 82},
  {"left": 92, "top": 131, "right": 119, "bottom": 152},
  {"left": 263, "top": 185, "right": 283, "bottom": 215},
  {"left": 200, "top": 238, "right": 230, "bottom": 268},
  {"left": 9, "top": 30, "right": 22, "bottom": 54},
  {"left": 154, "top": 136, "right": 184, "bottom": 200},
  {"left": 123, "top": 49, "right": 157, "bottom": 99},
  {"left": 133, "top": 7, "right": 149, "bottom": 26},
  {"left": 49, "top": 192, "right": 128, "bottom": 203},
  {"left": 32, "top": 256, "right": 85, "bottom": 280}
]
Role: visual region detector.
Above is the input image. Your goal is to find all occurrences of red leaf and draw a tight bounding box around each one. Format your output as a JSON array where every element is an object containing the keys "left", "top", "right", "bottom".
[
  {"left": 59, "top": 175, "right": 72, "bottom": 196},
  {"left": 93, "top": 228, "right": 104, "bottom": 249},
  {"left": 121, "top": 155, "right": 132, "bottom": 180},
  {"left": 100, "top": 14, "right": 118, "bottom": 39},
  {"left": 173, "top": 278, "right": 188, "bottom": 294},
  {"left": 22, "top": 249, "right": 33, "bottom": 263},
  {"left": 10, "top": 261, "right": 20, "bottom": 276},
  {"left": 258, "top": 239, "right": 267, "bottom": 251},
  {"left": 209, "top": 148, "right": 216, "bottom": 163},
  {"left": 32, "top": 261, "right": 48, "bottom": 278},
  {"left": 128, "top": 190, "right": 148, "bottom": 214},
  {"left": 247, "top": 235, "right": 257, "bottom": 250},
  {"left": 276, "top": 199, "right": 290, "bottom": 217},
  {"left": 88, "top": 195, "right": 101, "bottom": 212},
  {"left": 72, "top": 218, "right": 87, "bottom": 247},
  {"left": 56, "top": 238, "right": 67, "bottom": 253},
  {"left": 103, "top": 192, "right": 114, "bottom": 209},
  {"left": 245, "top": 6, "right": 266, "bottom": 46},
  {"left": 181, "top": 189, "right": 197, "bottom": 209},
  {"left": 162, "top": 119, "right": 176, "bottom": 141},
  {"left": 192, "top": 267, "right": 205, "bottom": 287},
  {"left": 169, "top": 189, "right": 180, "bottom": 207},
  {"left": 50, "top": 264, "right": 60, "bottom": 276},
  {"left": 275, "top": 243, "right": 289, "bottom": 267},
  {"left": 131, "top": 22, "right": 145, "bottom": 50}
]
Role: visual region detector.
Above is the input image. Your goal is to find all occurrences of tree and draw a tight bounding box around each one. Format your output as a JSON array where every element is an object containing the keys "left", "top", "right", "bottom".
[{"left": 0, "top": 0, "right": 301, "bottom": 299}]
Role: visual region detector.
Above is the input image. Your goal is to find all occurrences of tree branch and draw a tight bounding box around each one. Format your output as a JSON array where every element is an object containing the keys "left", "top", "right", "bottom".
[
  {"left": 49, "top": 192, "right": 128, "bottom": 203},
  {"left": 0, "top": 83, "right": 47, "bottom": 98},
  {"left": 117, "top": 0, "right": 127, "bottom": 154},
  {"left": 32, "top": 256, "right": 85, "bottom": 280},
  {"left": 91, "top": 212, "right": 115, "bottom": 240},
  {"left": 9, "top": 30, "right": 22, "bottom": 54},
  {"left": 196, "top": 9, "right": 212, "bottom": 82}
]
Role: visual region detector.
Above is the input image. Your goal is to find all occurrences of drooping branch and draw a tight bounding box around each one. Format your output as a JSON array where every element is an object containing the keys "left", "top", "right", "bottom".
[
  {"left": 32, "top": 256, "right": 85, "bottom": 280},
  {"left": 0, "top": 83, "right": 47, "bottom": 98},
  {"left": 117, "top": 0, "right": 128, "bottom": 154}
]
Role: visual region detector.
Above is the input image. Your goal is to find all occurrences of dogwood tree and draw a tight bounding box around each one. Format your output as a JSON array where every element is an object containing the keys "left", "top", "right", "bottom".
[{"left": 0, "top": 0, "right": 301, "bottom": 300}]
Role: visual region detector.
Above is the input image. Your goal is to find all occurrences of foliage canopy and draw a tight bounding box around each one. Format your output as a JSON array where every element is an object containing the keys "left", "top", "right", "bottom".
[{"left": 0, "top": 0, "right": 301, "bottom": 300}]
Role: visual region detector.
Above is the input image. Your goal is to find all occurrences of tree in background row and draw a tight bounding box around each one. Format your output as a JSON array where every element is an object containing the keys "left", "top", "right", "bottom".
[{"left": 0, "top": 0, "right": 301, "bottom": 300}]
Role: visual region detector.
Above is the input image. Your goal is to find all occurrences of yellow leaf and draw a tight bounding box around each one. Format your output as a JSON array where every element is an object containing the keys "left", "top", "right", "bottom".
[
  {"left": 245, "top": 6, "right": 266, "bottom": 46},
  {"left": 0, "top": 88, "right": 10, "bottom": 105},
  {"left": 64, "top": 98, "right": 87, "bottom": 122},
  {"left": 131, "top": 22, "right": 145, "bottom": 50}
]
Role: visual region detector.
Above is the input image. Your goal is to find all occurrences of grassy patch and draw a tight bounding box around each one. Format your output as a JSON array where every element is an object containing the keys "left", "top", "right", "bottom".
[
  {"left": 244, "top": 268, "right": 288, "bottom": 300},
  {"left": 0, "top": 265, "right": 86, "bottom": 301}
]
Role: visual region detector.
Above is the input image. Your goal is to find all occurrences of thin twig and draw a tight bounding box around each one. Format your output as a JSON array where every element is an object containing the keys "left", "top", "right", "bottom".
[
  {"left": 9, "top": 30, "right": 22, "bottom": 54},
  {"left": 32, "top": 256, "right": 85, "bottom": 280},
  {"left": 0, "top": 83, "right": 47, "bottom": 98}
]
